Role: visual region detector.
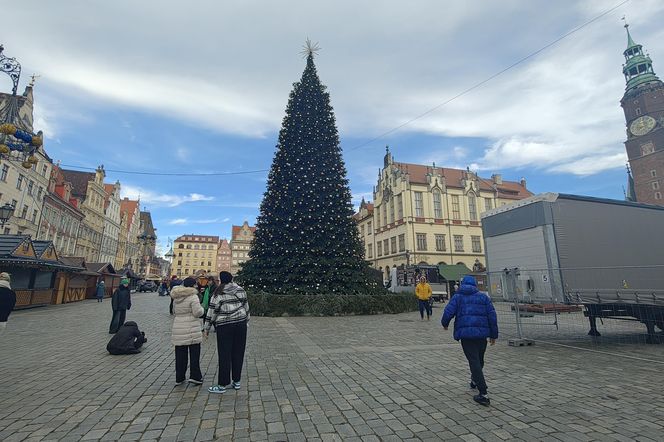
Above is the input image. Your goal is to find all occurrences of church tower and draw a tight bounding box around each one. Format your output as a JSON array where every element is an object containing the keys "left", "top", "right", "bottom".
[{"left": 621, "top": 23, "right": 664, "bottom": 205}]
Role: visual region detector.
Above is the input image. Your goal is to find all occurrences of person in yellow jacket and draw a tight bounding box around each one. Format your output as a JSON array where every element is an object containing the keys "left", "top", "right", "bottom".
[{"left": 415, "top": 276, "right": 433, "bottom": 320}]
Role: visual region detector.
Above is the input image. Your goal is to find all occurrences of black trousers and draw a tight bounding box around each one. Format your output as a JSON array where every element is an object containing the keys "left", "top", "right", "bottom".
[
  {"left": 460, "top": 338, "right": 488, "bottom": 395},
  {"left": 215, "top": 321, "right": 247, "bottom": 386},
  {"left": 175, "top": 344, "right": 202, "bottom": 383},
  {"left": 109, "top": 309, "right": 127, "bottom": 333}
]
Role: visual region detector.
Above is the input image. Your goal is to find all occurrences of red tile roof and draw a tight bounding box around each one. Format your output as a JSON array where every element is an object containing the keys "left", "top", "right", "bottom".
[
  {"left": 120, "top": 198, "right": 139, "bottom": 227},
  {"left": 232, "top": 225, "right": 256, "bottom": 239},
  {"left": 61, "top": 169, "right": 95, "bottom": 199},
  {"left": 393, "top": 162, "right": 532, "bottom": 200}
]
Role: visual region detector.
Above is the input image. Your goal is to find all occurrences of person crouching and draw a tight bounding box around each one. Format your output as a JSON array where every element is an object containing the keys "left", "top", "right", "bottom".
[
  {"left": 171, "top": 277, "right": 204, "bottom": 386},
  {"left": 107, "top": 321, "right": 146, "bottom": 355}
]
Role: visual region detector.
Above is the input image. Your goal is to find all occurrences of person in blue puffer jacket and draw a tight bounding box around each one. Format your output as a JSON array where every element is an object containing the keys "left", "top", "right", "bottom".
[{"left": 441, "top": 275, "right": 498, "bottom": 406}]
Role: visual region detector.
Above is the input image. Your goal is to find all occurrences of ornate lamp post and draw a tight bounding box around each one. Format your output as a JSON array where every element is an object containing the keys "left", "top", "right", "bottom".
[
  {"left": 0, "top": 202, "right": 14, "bottom": 230},
  {"left": 0, "top": 45, "right": 42, "bottom": 168},
  {"left": 164, "top": 239, "right": 175, "bottom": 277}
]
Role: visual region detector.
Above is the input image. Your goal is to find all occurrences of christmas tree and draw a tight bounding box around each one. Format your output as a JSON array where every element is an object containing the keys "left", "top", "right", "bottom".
[{"left": 238, "top": 42, "right": 383, "bottom": 295}]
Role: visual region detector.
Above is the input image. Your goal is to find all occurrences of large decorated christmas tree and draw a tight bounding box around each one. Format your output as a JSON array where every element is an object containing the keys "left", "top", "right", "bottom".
[{"left": 238, "top": 43, "right": 383, "bottom": 296}]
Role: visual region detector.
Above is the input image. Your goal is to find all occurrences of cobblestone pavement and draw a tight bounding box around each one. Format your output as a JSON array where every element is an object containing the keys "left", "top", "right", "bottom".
[{"left": 1, "top": 294, "right": 663, "bottom": 442}]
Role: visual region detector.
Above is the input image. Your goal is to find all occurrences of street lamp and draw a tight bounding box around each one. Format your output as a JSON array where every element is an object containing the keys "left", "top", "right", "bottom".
[{"left": 0, "top": 202, "right": 14, "bottom": 230}]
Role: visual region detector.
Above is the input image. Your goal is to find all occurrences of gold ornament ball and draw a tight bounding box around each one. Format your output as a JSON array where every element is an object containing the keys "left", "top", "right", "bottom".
[
  {"left": 28, "top": 155, "right": 38, "bottom": 164},
  {"left": 22, "top": 160, "right": 32, "bottom": 169},
  {"left": 0, "top": 144, "right": 9, "bottom": 154},
  {"left": 31, "top": 136, "right": 43, "bottom": 147},
  {"left": 0, "top": 123, "right": 16, "bottom": 135}
]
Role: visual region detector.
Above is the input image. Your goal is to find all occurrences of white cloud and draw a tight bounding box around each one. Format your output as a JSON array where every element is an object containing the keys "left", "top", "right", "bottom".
[
  {"left": 121, "top": 185, "right": 214, "bottom": 207},
  {"left": 168, "top": 217, "right": 226, "bottom": 226},
  {"left": 168, "top": 218, "right": 188, "bottom": 225},
  {"left": 10, "top": 0, "right": 664, "bottom": 175}
]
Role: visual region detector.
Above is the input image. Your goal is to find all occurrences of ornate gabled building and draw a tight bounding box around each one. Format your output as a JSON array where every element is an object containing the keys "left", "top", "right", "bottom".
[
  {"left": 36, "top": 164, "right": 84, "bottom": 257},
  {"left": 100, "top": 182, "right": 121, "bottom": 265},
  {"left": 230, "top": 221, "right": 255, "bottom": 275},
  {"left": 358, "top": 148, "right": 532, "bottom": 280},
  {"left": 61, "top": 166, "right": 107, "bottom": 263},
  {"left": 119, "top": 198, "right": 140, "bottom": 271},
  {"left": 620, "top": 23, "right": 664, "bottom": 206},
  {"left": 216, "top": 238, "right": 231, "bottom": 273}
]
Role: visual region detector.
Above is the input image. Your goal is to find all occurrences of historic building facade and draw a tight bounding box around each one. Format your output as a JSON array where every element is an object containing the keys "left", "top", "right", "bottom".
[
  {"left": 62, "top": 167, "right": 107, "bottom": 263},
  {"left": 100, "top": 182, "right": 121, "bottom": 265},
  {"left": 217, "top": 239, "right": 231, "bottom": 273},
  {"left": 357, "top": 149, "right": 532, "bottom": 280},
  {"left": 172, "top": 234, "right": 219, "bottom": 277},
  {"left": 119, "top": 198, "right": 141, "bottom": 270},
  {"left": 230, "top": 221, "right": 255, "bottom": 275},
  {"left": 0, "top": 84, "right": 53, "bottom": 237},
  {"left": 621, "top": 24, "right": 664, "bottom": 206}
]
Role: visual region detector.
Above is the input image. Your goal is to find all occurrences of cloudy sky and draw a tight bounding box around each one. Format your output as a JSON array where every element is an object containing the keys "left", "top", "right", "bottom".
[{"left": 5, "top": 0, "right": 663, "bottom": 254}]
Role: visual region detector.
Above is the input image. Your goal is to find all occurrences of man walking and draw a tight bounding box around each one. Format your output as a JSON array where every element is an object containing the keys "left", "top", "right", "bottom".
[
  {"left": 441, "top": 275, "right": 498, "bottom": 406},
  {"left": 109, "top": 278, "right": 132, "bottom": 334}
]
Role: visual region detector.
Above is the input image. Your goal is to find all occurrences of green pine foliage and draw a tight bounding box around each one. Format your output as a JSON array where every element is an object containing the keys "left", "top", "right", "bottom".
[{"left": 237, "top": 53, "right": 384, "bottom": 296}]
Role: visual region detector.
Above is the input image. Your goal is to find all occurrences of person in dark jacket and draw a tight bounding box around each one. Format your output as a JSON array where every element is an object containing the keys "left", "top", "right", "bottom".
[
  {"left": 106, "top": 321, "right": 146, "bottom": 354},
  {"left": 95, "top": 280, "right": 105, "bottom": 302},
  {"left": 109, "top": 278, "right": 132, "bottom": 334},
  {"left": 441, "top": 275, "right": 498, "bottom": 406},
  {"left": 0, "top": 272, "right": 17, "bottom": 335}
]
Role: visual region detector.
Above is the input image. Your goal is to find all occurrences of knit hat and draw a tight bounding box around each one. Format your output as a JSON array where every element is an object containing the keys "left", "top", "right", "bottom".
[
  {"left": 0, "top": 272, "right": 10, "bottom": 282},
  {"left": 183, "top": 277, "right": 196, "bottom": 287},
  {"left": 121, "top": 278, "right": 130, "bottom": 285},
  {"left": 219, "top": 271, "right": 233, "bottom": 284}
]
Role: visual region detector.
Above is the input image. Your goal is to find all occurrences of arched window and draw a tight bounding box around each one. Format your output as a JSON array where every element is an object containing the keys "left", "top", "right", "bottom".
[
  {"left": 432, "top": 189, "right": 443, "bottom": 219},
  {"left": 468, "top": 192, "right": 478, "bottom": 221}
]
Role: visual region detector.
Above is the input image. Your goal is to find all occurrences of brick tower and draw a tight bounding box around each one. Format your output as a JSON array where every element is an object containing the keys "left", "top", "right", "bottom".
[{"left": 620, "top": 22, "right": 664, "bottom": 205}]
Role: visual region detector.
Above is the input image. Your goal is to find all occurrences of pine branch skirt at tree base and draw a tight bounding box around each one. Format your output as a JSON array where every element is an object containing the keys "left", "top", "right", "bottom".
[{"left": 247, "top": 292, "right": 419, "bottom": 317}]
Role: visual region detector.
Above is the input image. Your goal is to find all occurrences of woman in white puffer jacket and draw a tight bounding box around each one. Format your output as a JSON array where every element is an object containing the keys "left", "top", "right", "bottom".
[{"left": 171, "top": 277, "right": 204, "bottom": 385}]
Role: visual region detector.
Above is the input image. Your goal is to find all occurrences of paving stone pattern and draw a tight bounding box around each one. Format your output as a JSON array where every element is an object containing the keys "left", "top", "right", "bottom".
[{"left": 0, "top": 294, "right": 663, "bottom": 441}]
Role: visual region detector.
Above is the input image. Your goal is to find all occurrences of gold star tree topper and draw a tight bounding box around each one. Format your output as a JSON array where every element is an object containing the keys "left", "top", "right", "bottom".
[{"left": 301, "top": 38, "right": 321, "bottom": 58}]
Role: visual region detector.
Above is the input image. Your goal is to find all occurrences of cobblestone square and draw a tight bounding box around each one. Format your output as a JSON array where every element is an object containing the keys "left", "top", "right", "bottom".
[{"left": 1, "top": 294, "right": 663, "bottom": 441}]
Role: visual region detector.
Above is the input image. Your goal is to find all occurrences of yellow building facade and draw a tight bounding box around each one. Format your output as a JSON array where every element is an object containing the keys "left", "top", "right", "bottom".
[
  {"left": 357, "top": 150, "right": 532, "bottom": 281},
  {"left": 173, "top": 234, "right": 219, "bottom": 278},
  {"left": 230, "top": 221, "right": 255, "bottom": 275}
]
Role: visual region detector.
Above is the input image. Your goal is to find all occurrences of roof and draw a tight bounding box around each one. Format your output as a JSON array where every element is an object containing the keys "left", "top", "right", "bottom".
[
  {"left": 60, "top": 256, "right": 86, "bottom": 268},
  {"left": 32, "top": 240, "right": 58, "bottom": 261},
  {"left": 232, "top": 224, "right": 256, "bottom": 239},
  {"left": 86, "top": 262, "right": 119, "bottom": 275},
  {"left": 392, "top": 162, "right": 531, "bottom": 200},
  {"left": 140, "top": 211, "right": 156, "bottom": 236},
  {"left": 437, "top": 264, "right": 473, "bottom": 282},
  {"left": 175, "top": 234, "right": 220, "bottom": 243},
  {"left": 120, "top": 198, "right": 139, "bottom": 226},
  {"left": 61, "top": 169, "right": 95, "bottom": 199},
  {"left": 0, "top": 235, "right": 31, "bottom": 258}
]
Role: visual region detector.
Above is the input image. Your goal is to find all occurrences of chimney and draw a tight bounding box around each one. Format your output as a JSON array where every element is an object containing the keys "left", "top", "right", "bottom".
[
  {"left": 520, "top": 177, "right": 527, "bottom": 188},
  {"left": 492, "top": 174, "right": 502, "bottom": 185}
]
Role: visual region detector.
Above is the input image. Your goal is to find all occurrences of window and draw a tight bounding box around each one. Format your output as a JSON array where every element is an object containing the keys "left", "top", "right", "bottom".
[
  {"left": 383, "top": 204, "right": 388, "bottom": 227},
  {"left": 32, "top": 210, "right": 38, "bottom": 223},
  {"left": 389, "top": 198, "right": 395, "bottom": 224},
  {"left": 635, "top": 107, "right": 642, "bottom": 116},
  {"left": 468, "top": 193, "right": 477, "bottom": 221},
  {"left": 177, "top": 260, "right": 182, "bottom": 265},
  {"left": 21, "top": 205, "right": 28, "bottom": 218},
  {"left": 0, "top": 165, "right": 8, "bottom": 181},
  {"left": 451, "top": 195, "right": 460, "bottom": 220},
  {"left": 11, "top": 199, "right": 16, "bottom": 208},
  {"left": 484, "top": 198, "right": 493, "bottom": 212},
  {"left": 178, "top": 244, "right": 184, "bottom": 249},
  {"left": 367, "top": 221, "right": 372, "bottom": 235},
  {"left": 390, "top": 236, "right": 397, "bottom": 254},
  {"left": 435, "top": 234, "right": 446, "bottom": 251},
  {"left": 652, "top": 182, "right": 660, "bottom": 190},
  {"left": 360, "top": 225, "right": 365, "bottom": 237},
  {"left": 651, "top": 170, "right": 657, "bottom": 178},
  {"left": 433, "top": 189, "right": 443, "bottom": 219},
  {"left": 416, "top": 233, "right": 427, "bottom": 251},
  {"left": 414, "top": 192, "right": 424, "bottom": 217},
  {"left": 396, "top": 194, "right": 403, "bottom": 220},
  {"left": 377, "top": 242, "right": 382, "bottom": 257},
  {"left": 42, "top": 164, "right": 47, "bottom": 177},
  {"left": 367, "top": 244, "right": 373, "bottom": 259},
  {"left": 383, "top": 239, "right": 389, "bottom": 255},
  {"left": 454, "top": 235, "right": 464, "bottom": 252},
  {"left": 17, "top": 174, "right": 24, "bottom": 190},
  {"left": 471, "top": 236, "right": 482, "bottom": 253},
  {"left": 398, "top": 234, "right": 405, "bottom": 252},
  {"left": 656, "top": 192, "right": 662, "bottom": 200},
  {"left": 27, "top": 180, "right": 34, "bottom": 196},
  {"left": 641, "top": 142, "right": 655, "bottom": 156}
]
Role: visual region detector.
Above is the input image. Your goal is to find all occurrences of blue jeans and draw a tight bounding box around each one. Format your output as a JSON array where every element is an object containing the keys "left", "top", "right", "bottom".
[{"left": 418, "top": 299, "right": 432, "bottom": 319}]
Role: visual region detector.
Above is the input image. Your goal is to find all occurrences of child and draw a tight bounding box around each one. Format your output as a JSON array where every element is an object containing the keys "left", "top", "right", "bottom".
[
  {"left": 171, "top": 277, "right": 204, "bottom": 385},
  {"left": 441, "top": 275, "right": 498, "bottom": 406}
]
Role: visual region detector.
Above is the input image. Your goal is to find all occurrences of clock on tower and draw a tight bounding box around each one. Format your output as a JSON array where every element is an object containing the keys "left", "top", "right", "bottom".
[{"left": 620, "top": 22, "right": 664, "bottom": 206}]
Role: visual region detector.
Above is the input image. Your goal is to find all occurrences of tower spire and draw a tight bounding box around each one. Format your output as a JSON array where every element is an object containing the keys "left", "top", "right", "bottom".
[{"left": 621, "top": 22, "right": 660, "bottom": 94}]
